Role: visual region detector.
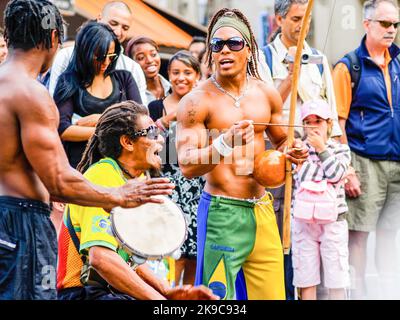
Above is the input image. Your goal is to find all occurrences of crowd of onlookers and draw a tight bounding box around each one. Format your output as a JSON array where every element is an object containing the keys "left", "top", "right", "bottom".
[{"left": 1, "top": 0, "right": 399, "bottom": 301}]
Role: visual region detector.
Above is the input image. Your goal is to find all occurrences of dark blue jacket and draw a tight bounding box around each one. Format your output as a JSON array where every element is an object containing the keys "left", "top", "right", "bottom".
[{"left": 338, "top": 36, "right": 400, "bottom": 160}]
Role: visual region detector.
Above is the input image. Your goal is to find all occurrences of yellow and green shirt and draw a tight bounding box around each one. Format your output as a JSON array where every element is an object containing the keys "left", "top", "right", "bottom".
[{"left": 57, "top": 158, "right": 128, "bottom": 290}]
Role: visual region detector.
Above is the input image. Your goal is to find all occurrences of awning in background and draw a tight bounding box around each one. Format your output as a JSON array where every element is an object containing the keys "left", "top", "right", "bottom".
[{"left": 74, "top": 0, "right": 193, "bottom": 49}]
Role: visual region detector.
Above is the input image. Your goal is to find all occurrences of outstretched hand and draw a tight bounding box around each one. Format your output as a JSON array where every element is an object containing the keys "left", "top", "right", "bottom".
[
  {"left": 116, "top": 177, "right": 175, "bottom": 208},
  {"left": 165, "top": 285, "right": 219, "bottom": 300}
]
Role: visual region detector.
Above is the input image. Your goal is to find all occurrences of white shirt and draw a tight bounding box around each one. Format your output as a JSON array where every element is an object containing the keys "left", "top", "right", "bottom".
[
  {"left": 48, "top": 46, "right": 148, "bottom": 105},
  {"left": 146, "top": 74, "right": 171, "bottom": 106},
  {"left": 257, "top": 48, "right": 274, "bottom": 85},
  {"left": 258, "top": 35, "right": 342, "bottom": 138}
]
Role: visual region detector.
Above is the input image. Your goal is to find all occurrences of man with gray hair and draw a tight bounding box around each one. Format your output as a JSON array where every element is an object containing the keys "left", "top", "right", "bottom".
[
  {"left": 333, "top": 0, "right": 400, "bottom": 299},
  {"left": 48, "top": 1, "right": 147, "bottom": 104}
]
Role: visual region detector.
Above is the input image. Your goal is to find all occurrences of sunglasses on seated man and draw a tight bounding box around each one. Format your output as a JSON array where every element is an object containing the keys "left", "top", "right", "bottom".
[
  {"left": 133, "top": 125, "right": 160, "bottom": 140},
  {"left": 369, "top": 19, "right": 400, "bottom": 29},
  {"left": 210, "top": 37, "right": 247, "bottom": 53}
]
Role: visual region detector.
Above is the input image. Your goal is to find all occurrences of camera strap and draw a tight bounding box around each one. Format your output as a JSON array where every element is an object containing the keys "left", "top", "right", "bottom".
[{"left": 263, "top": 44, "right": 323, "bottom": 76}]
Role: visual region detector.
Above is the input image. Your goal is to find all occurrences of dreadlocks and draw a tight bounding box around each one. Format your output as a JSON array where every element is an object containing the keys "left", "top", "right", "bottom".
[
  {"left": 206, "top": 8, "right": 261, "bottom": 80},
  {"left": 77, "top": 101, "right": 149, "bottom": 173},
  {"left": 4, "top": 0, "right": 64, "bottom": 50}
]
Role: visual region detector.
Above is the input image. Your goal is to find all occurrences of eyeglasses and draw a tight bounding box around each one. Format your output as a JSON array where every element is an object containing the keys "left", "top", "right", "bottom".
[
  {"left": 133, "top": 125, "right": 160, "bottom": 140},
  {"left": 96, "top": 53, "right": 119, "bottom": 62},
  {"left": 369, "top": 19, "right": 400, "bottom": 29},
  {"left": 210, "top": 37, "right": 246, "bottom": 53}
]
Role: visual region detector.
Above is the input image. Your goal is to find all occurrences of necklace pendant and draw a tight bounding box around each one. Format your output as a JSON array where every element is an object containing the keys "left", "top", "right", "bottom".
[{"left": 234, "top": 101, "right": 240, "bottom": 108}]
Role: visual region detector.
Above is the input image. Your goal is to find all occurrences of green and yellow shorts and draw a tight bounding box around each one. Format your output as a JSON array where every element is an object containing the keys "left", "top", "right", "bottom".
[{"left": 195, "top": 191, "right": 285, "bottom": 300}]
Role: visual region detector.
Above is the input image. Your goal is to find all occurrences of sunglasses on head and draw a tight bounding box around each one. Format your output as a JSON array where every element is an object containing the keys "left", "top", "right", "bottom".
[
  {"left": 95, "top": 52, "right": 118, "bottom": 62},
  {"left": 369, "top": 19, "right": 400, "bottom": 29},
  {"left": 210, "top": 37, "right": 246, "bottom": 53},
  {"left": 133, "top": 125, "right": 160, "bottom": 140}
]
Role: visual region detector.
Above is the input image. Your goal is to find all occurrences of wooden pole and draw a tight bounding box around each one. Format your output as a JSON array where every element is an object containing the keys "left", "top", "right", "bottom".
[{"left": 282, "top": 0, "right": 315, "bottom": 255}]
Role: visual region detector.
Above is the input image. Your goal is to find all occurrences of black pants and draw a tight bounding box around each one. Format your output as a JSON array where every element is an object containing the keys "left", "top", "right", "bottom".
[
  {"left": 0, "top": 196, "right": 57, "bottom": 300},
  {"left": 58, "top": 286, "right": 135, "bottom": 300}
]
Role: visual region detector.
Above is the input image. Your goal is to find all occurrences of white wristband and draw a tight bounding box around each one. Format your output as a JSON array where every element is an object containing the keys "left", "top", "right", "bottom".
[{"left": 212, "top": 134, "right": 233, "bottom": 157}]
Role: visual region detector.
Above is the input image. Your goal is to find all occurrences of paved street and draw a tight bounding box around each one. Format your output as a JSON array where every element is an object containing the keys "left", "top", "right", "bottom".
[{"left": 364, "top": 232, "right": 400, "bottom": 300}]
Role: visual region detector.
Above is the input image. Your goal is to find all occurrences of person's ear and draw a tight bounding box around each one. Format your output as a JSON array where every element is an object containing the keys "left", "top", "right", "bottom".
[
  {"left": 362, "top": 19, "right": 370, "bottom": 33},
  {"left": 327, "top": 119, "right": 333, "bottom": 137},
  {"left": 246, "top": 46, "right": 252, "bottom": 62},
  {"left": 51, "top": 29, "right": 59, "bottom": 49},
  {"left": 97, "top": 14, "right": 102, "bottom": 23},
  {"left": 120, "top": 134, "right": 135, "bottom": 152},
  {"left": 275, "top": 15, "right": 284, "bottom": 28}
]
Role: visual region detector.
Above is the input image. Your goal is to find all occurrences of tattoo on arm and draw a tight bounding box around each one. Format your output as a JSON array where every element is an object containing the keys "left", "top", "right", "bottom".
[{"left": 187, "top": 100, "right": 197, "bottom": 124}]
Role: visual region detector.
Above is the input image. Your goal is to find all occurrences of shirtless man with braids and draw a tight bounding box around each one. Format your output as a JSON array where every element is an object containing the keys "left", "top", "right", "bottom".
[
  {"left": 177, "top": 8, "right": 308, "bottom": 300},
  {"left": 0, "top": 0, "right": 173, "bottom": 300}
]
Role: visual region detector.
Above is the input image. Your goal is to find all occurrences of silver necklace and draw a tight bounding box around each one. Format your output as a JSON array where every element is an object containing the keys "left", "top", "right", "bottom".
[{"left": 211, "top": 75, "right": 249, "bottom": 108}]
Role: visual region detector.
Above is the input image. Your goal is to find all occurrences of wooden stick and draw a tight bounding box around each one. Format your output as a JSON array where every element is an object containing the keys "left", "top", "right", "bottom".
[
  {"left": 252, "top": 123, "right": 317, "bottom": 128},
  {"left": 282, "top": 0, "right": 315, "bottom": 255}
]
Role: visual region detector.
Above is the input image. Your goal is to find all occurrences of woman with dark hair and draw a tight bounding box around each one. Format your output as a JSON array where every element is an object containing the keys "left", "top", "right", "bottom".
[
  {"left": 148, "top": 51, "right": 202, "bottom": 286},
  {"left": 125, "top": 36, "right": 171, "bottom": 105},
  {"left": 54, "top": 21, "right": 142, "bottom": 168}
]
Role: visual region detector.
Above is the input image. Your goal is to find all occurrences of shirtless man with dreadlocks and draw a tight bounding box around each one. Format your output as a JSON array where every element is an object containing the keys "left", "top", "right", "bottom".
[
  {"left": 0, "top": 0, "right": 173, "bottom": 300},
  {"left": 177, "top": 8, "right": 308, "bottom": 300}
]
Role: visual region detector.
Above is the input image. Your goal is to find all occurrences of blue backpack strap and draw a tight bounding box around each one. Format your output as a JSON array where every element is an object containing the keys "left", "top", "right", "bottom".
[
  {"left": 343, "top": 51, "right": 361, "bottom": 100},
  {"left": 263, "top": 44, "right": 273, "bottom": 73},
  {"left": 311, "top": 47, "right": 324, "bottom": 75}
]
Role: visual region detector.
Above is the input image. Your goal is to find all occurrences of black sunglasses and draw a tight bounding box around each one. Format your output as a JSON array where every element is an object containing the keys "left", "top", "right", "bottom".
[
  {"left": 369, "top": 19, "right": 400, "bottom": 29},
  {"left": 210, "top": 37, "right": 246, "bottom": 53},
  {"left": 95, "top": 52, "right": 119, "bottom": 62},
  {"left": 133, "top": 125, "right": 160, "bottom": 140}
]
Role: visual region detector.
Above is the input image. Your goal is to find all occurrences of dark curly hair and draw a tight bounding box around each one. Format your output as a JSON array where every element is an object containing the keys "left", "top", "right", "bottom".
[
  {"left": 77, "top": 100, "right": 149, "bottom": 173},
  {"left": 4, "top": 0, "right": 64, "bottom": 50}
]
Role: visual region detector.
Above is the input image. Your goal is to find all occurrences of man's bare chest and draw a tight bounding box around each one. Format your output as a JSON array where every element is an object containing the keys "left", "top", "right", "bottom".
[{"left": 206, "top": 96, "right": 271, "bottom": 132}]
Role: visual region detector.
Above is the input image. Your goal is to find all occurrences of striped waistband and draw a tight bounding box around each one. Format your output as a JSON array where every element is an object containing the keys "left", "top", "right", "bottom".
[{"left": 201, "top": 191, "right": 273, "bottom": 208}]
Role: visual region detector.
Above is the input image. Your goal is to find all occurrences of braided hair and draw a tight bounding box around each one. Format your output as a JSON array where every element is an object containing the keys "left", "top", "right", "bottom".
[
  {"left": 4, "top": 0, "right": 64, "bottom": 50},
  {"left": 77, "top": 101, "right": 149, "bottom": 173},
  {"left": 205, "top": 8, "right": 261, "bottom": 80}
]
